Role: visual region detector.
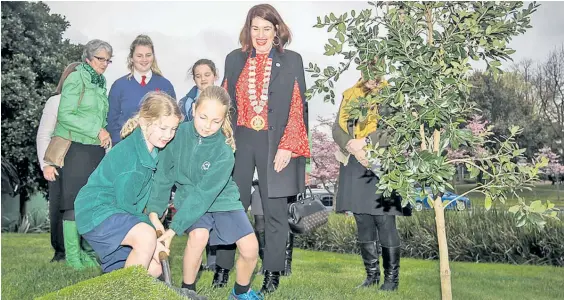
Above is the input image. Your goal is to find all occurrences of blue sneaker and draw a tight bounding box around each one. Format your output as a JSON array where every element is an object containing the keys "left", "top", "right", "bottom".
[{"left": 227, "top": 288, "right": 264, "bottom": 300}]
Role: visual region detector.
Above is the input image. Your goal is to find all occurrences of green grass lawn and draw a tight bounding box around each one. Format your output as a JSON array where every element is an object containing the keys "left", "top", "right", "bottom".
[
  {"left": 2, "top": 233, "right": 563, "bottom": 300},
  {"left": 453, "top": 183, "right": 564, "bottom": 208}
]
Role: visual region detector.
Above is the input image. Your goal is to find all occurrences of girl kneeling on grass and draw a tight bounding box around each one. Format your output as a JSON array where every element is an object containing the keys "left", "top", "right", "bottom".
[
  {"left": 74, "top": 91, "right": 180, "bottom": 277},
  {"left": 147, "top": 86, "right": 263, "bottom": 300}
]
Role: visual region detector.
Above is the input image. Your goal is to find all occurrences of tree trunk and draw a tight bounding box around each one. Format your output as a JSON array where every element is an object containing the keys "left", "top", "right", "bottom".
[
  {"left": 426, "top": 5, "right": 452, "bottom": 299},
  {"left": 557, "top": 180, "right": 561, "bottom": 202},
  {"left": 333, "top": 181, "right": 338, "bottom": 211},
  {"left": 434, "top": 195, "right": 452, "bottom": 300}
]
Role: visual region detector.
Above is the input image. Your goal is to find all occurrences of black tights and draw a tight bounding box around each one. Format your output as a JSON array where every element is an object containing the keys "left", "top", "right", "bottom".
[
  {"left": 254, "top": 214, "right": 265, "bottom": 232},
  {"left": 353, "top": 214, "right": 400, "bottom": 248},
  {"left": 62, "top": 209, "right": 75, "bottom": 221}
]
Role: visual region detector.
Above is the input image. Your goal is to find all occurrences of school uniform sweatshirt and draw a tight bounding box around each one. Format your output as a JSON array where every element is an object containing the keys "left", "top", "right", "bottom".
[
  {"left": 107, "top": 73, "right": 176, "bottom": 145},
  {"left": 147, "top": 121, "right": 243, "bottom": 235},
  {"left": 75, "top": 127, "right": 158, "bottom": 235}
]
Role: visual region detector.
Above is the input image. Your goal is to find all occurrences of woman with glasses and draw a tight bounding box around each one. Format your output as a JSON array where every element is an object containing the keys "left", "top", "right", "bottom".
[
  {"left": 36, "top": 61, "right": 81, "bottom": 263},
  {"left": 107, "top": 34, "right": 176, "bottom": 146},
  {"left": 51, "top": 39, "right": 113, "bottom": 270}
]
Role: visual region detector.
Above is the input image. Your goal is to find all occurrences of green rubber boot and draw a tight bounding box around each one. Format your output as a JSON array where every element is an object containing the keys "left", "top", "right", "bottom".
[
  {"left": 63, "top": 220, "right": 85, "bottom": 270},
  {"left": 80, "top": 238, "right": 100, "bottom": 268}
]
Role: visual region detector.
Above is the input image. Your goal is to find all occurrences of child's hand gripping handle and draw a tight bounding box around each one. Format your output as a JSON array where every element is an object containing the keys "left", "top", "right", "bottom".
[{"left": 156, "top": 230, "right": 172, "bottom": 285}]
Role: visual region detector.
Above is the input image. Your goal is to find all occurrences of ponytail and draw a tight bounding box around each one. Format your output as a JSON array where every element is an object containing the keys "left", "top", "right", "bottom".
[
  {"left": 120, "top": 114, "right": 140, "bottom": 139},
  {"left": 223, "top": 110, "right": 236, "bottom": 152}
]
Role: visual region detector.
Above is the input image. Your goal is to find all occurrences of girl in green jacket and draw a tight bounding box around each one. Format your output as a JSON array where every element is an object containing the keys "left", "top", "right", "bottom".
[
  {"left": 75, "top": 91, "right": 181, "bottom": 277},
  {"left": 147, "top": 86, "right": 263, "bottom": 300}
]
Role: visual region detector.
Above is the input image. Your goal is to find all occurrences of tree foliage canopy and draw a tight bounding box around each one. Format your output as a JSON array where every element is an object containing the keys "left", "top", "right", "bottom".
[{"left": 1, "top": 1, "right": 83, "bottom": 197}]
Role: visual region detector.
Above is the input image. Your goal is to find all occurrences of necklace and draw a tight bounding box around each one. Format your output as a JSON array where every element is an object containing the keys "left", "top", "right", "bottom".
[{"left": 248, "top": 55, "right": 272, "bottom": 131}]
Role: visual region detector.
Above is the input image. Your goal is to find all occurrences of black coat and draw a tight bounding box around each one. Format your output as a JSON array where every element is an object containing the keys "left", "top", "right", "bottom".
[
  {"left": 332, "top": 102, "right": 410, "bottom": 216},
  {"left": 222, "top": 48, "right": 308, "bottom": 198}
]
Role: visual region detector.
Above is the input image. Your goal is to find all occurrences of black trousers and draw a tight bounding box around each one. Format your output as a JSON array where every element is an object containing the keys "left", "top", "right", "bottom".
[
  {"left": 215, "top": 127, "right": 289, "bottom": 272},
  {"left": 353, "top": 213, "right": 400, "bottom": 248},
  {"left": 48, "top": 176, "right": 65, "bottom": 254}
]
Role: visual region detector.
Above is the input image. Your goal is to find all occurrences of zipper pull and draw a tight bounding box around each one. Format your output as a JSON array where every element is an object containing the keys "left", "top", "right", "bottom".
[{"left": 199, "top": 136, "right": 202, "bottom": 145}]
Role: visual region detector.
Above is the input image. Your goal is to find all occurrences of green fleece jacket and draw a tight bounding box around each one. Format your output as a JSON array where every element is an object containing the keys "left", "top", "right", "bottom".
[
  {"left": 75, "top": 127, "right": 157, "bottom": 234},
  {"left": 147, "top": 121, "right": 243, "bottom": 235},
  {"left": 53, "top": 63, "right": 109, "bottom": 145}
]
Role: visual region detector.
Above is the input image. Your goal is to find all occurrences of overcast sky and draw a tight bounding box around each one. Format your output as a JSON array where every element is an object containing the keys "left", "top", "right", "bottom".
[{"left": 45, "top": 1, "right": 564, "bottom": 126}]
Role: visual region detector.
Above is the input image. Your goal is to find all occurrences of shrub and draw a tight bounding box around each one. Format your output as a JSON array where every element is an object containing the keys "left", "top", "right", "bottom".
[
  {"left": 295, "top": 209, "right": 564, "bottom": 266},
  {"left": 37, "top": 266, "right": 185, "bottom": 300}
]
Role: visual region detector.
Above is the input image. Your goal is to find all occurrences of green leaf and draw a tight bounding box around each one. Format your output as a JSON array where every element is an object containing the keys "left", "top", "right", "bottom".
[
  {"left": 330, "top": 12, "right": 337, "bottom": 21},
  {"left": 443, "top": 78, "right": 456, "bottom": 84},
  {"left": 329, "top": 39, "right": 339, "bottom": 47},
  {"left": 338, "top": 22, "right": 346, "bottom": 32},
  {"left": 529, "top": 200, "right": 545, "bottom": 213},
  {"left": 337, "top": 32, "right": 345, "bottom": 43},
  {"left": 486, "top": 25, "right": 492, "bottom": 35},
  {"left": 484, "top": 194, "right": 492, "bottom": 211},
  {"left": 516, "top": 215, "right": 527, "bottom": 227}
]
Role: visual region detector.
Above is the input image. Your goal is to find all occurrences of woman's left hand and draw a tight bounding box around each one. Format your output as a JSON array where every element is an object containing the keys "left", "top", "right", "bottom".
[{"left": 274, "top": 148, "right": 292, "bottom": 173}]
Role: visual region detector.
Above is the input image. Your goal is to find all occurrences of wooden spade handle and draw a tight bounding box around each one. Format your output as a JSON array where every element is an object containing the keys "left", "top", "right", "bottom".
[
  {"left": 155, "top": 230, "right": 169, "bottom": 259},
  {"left": 156, "top": 229, "right": 172, "bottom": 285}
]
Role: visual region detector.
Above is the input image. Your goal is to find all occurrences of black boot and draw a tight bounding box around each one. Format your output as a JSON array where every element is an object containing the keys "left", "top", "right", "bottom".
[
  {"left": 357, "top": 241, "right": 380, "bottom": 288},
  {"left": 281, "top": 231, "right": 294, "bottom": 276},
  {"left": 50, "top": 251, "right": 66, "bottom": 263},
  {"left": 260, "top": 270, "right": 280, "bottom": 294},
  {"left": 211, "top": 265, "right": 230, "bottom": 288},
  {"left": 379, "top": 246, "right": 400, "bottom": 291}
]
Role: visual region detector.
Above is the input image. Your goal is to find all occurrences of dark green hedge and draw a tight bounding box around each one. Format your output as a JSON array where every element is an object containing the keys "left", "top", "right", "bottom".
[{"left": 294, "top": 209, "right": 564, "bottom": 266}]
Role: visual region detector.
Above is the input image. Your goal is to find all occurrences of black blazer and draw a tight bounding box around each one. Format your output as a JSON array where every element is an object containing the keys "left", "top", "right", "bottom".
[{"left": 222, "top": 48, "right": 308, "bottom": 198}]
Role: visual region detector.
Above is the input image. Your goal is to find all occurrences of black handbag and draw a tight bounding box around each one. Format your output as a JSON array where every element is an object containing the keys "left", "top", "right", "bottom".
[{"left": 288, "top": 188, "right": 330, "bottom": 234}]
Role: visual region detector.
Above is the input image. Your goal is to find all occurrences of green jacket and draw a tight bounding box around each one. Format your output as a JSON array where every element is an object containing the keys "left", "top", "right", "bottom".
[
  {"left": 75, "top": 127, "right": 157, "bottom": 235},
  {"left": 53, "top": 64, "right": 109, "bottom": 145},
  {"left": 147, "top": 121, "right": 243, "bottom": 236}
]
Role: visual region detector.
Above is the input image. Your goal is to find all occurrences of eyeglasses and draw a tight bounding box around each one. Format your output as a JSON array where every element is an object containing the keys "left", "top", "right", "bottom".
[{"left": 93, "top": 56, "right": 113, "bottom": 64}]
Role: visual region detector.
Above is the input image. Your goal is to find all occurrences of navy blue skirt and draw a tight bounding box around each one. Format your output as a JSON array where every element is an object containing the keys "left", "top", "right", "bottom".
[
  {"left": 82, "top": 213, "right": 141, "bottom": 273},
  {"left": 187, "top": 209, "right": 254, "bottom": 246}
]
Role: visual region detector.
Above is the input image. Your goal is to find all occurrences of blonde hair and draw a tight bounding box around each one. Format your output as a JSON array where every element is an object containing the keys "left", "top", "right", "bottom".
[
  {"left": 195, "top": 86, "right": 236, "bottom": 151},
  {"left": 120, "top": 91, "right": 182, "bottom": 139},
  {"left": 126, "top": 35, "right": 163, "bottom": 79}
]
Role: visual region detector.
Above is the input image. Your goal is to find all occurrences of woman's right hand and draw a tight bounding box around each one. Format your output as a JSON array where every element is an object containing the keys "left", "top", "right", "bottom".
[
  {"left": 43, "top": 165, "right": 59, "bottom": 181},
  {"left": 98, "top": 128, "right": 111, "bottom": 149},
  {"left": 353, "top": 150, "right": 370, "bottom": 168}
]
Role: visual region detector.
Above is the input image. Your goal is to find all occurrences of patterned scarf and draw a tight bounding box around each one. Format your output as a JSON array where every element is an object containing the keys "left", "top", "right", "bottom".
[{"left": 82, "top": 62, "right": 106, "bottom": 89}]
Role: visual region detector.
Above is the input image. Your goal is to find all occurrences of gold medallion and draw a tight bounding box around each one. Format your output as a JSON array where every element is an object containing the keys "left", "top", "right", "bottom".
[{"left": 251, "top": 115, "right": 266, "bottom": 131}]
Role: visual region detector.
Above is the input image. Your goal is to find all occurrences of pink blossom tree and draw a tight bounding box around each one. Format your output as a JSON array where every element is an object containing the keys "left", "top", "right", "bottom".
[
  {"left": 446, "top": 115, "right": 490, "bottom": 185},
  {"left": 309, "top": 115, "right": 340, "bottom": 196}
]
